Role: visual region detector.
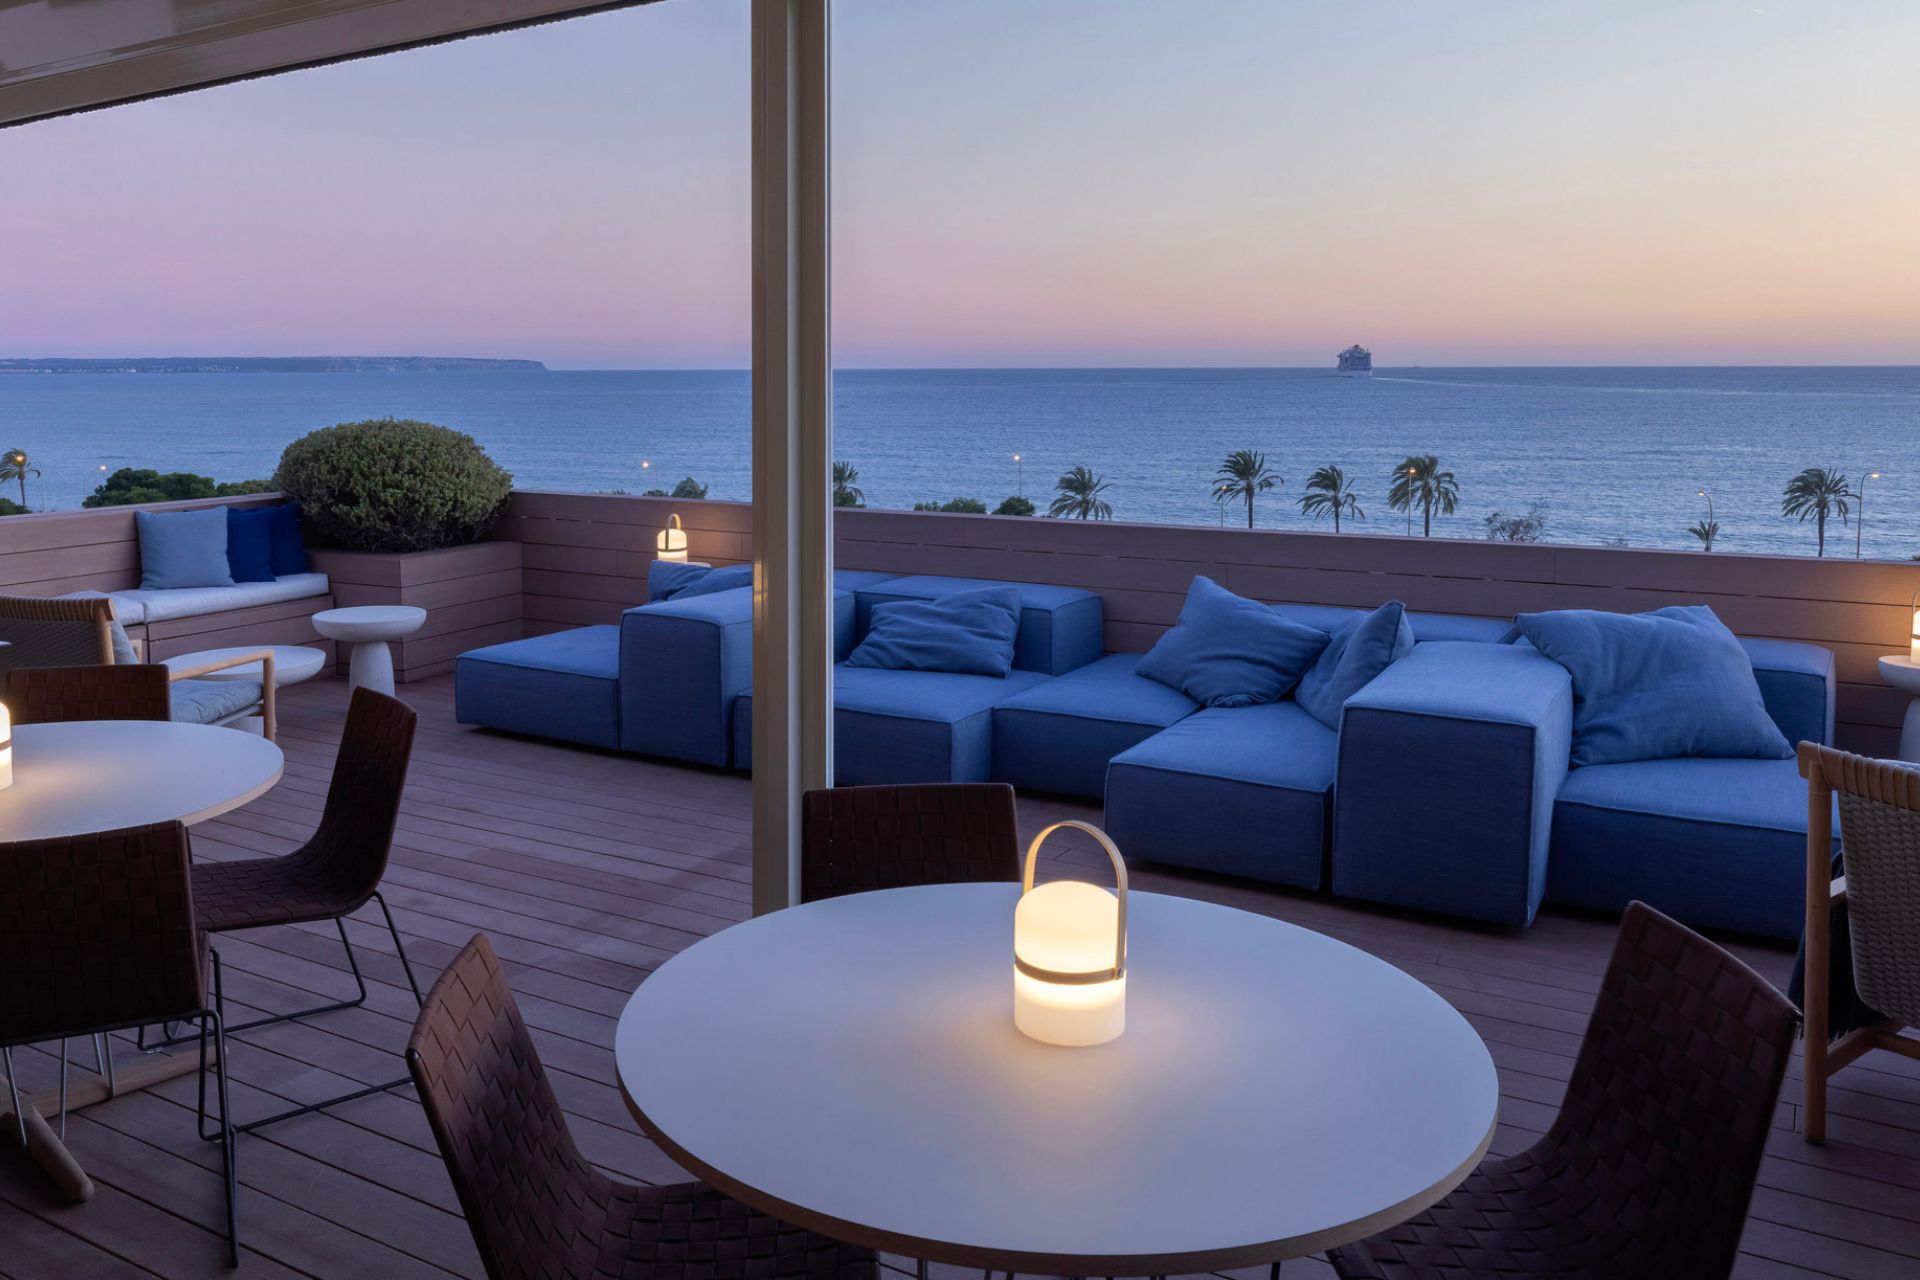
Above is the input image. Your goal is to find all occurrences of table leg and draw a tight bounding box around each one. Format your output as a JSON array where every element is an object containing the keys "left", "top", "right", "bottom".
[
  {"left": 1, "top": 1042, "right": 213, "bottom": 1204},
  {"left": 347, "top": 640, "right": 396, "bottom": 696}
]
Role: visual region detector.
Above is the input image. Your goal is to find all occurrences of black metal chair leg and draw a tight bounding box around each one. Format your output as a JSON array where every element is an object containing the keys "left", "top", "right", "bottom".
[
  {"left": 374, "top": 893, "right": 424, "bottom": 1007},
  {"left": 206, "top": 1005, "right": 239, "bottom": 1268}
]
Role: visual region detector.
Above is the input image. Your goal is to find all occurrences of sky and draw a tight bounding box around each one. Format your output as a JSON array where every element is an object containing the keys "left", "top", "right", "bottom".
[{"left": 1, "top": 0, "right": 1917, "bottom": 369}]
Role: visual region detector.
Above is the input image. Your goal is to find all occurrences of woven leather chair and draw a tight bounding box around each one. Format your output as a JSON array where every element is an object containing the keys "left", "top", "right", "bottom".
[
  {"left": 187, "top": 687, "right": 420, "bottom": 1133},
  {"left": 0, "top": 594, "right": 115, "bottom": 671},
  {"left": 1324, "top": 901, "right": 1796, "bottom": 1280},
  {"left": 6, "top": 663, "right": 171, "bottom": 724},
  {"left": 800, "top": 783, "right": 1020, "bottom": 904},
  {"left": 408, "top": 932, "right": 877, "bottom": 1280},
  {"left": 0, "top": 822, "right": 237, "bottom": 1267},
  {"left": 1799, "top": 743, "right": 1920, "bottom": 1143}
]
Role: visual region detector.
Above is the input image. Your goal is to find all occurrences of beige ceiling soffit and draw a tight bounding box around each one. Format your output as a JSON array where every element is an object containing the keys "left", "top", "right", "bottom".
[{"left": 0, "top": 0, "right": 660, "bottom": 128}]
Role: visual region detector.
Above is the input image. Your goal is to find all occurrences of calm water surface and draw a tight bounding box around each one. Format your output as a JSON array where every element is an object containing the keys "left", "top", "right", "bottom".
[{"left": 4, "top": 366, "right": 1918, "bottom": 557}]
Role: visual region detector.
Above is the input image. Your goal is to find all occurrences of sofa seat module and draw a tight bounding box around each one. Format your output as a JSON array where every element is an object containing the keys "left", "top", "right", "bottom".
[
  {"left": 992, "top": 653, "right": 1200, "bottom": 800},
  {"left": 1103, "top": 701, "right": 1337, "bottom": 888},
  {"left": 734, "top": 666, "right": 1052, "bottom": 784},
  {"left": 456, "top": 625, "right": 623, "bottom": 750}
]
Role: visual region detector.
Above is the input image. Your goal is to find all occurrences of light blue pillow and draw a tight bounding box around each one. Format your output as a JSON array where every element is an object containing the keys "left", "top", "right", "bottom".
[
  {"left": 845, "top": 586, "right": 1021, "bottom": 677},
  {"left": 136, "top": 508, "right": 234, "bottom": 590},
  {"left": 1137, "top": 576, "right": 1329, "bottom": 708},
  {"left": 1513, "top": 605, "right": 1792, "bottom": 767},
  {"left": 1296, "top": 601, "right": 1416, "bottom": 730}
]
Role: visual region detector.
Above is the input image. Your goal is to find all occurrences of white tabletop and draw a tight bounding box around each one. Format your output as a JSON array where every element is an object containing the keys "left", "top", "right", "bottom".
[
  {"left": 1879, "top": 654, "right": 1920, "bottom": 695},
  {"left": 163, "top": 644, "right": 327, "bottom": 685},
  {"left": 615, "top": 884, "right": 1497, "bottom": 1273},
  {"left": 0, "top": 720, "right": 284, "bottom": 842},
  {"left": 312, "top": 606, "right": 426, "bottom": 642}
]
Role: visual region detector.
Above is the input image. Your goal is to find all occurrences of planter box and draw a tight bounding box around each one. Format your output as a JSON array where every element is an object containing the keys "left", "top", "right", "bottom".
[{"left": 308, "top": 541, "right": 524, "bottom": 683}]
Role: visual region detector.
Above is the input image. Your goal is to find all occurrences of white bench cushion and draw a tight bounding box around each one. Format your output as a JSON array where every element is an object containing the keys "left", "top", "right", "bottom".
[{"left": 107, "top": 572, "right": 330, "bottom": 624}]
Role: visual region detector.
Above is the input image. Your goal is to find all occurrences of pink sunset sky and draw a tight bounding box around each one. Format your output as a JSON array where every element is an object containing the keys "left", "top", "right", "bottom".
[{"left": 2, "top": 0, "right": 1917, "bottom": 369}]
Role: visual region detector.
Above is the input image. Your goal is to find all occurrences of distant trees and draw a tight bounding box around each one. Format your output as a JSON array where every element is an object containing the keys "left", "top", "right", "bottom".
[
  {"left": 641, "top": 476, "right": 710, "bottom": 499},
  {"left": 2, "top": 449, "right": 38, "bottom": 510},
  {"left": 1781, "top": 467, "right": 1852, "bottom": 557},
  {"left": 832, "top": 461, "right": 864, "bottom": 508},
  {"left": 1388, "top": 455, "right": 1458, "bottom": 537},
  {"left": 1050, "top": 466, "right": 1113, "bottom": 520},
  {"left": 994, "top": 495, "right": 1036, "bottom": 516},
  {"left": 1686, "top": 518, "right": 1721, "bottom": 551},
  {"left": 1298, "top": 465, "right": 1363, "bottom": 532},
  {"left": 83, "top": 468, "right": 270, "bottom": 508},
  {"left": 1212, "top": 449, "right": 1280, "bottom": 529},
  {"left": 1482, "top": 502, "right": 1549, "bottom": 543},
  {"left": 914, "top": 497, "right": 988, "bottom": 513}
]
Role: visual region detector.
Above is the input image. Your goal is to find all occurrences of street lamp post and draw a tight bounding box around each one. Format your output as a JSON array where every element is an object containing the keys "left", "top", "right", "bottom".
[
  {"left": 1404, "top": 467, "right": 1416, "bottom": 536},
  {"left": 1858, "top": 470, "right": 1881, "bottom": 559},
  {"left": 1013, "top": 453, "right": 1022, "bottom": 499},
  {"left": 1696, "top": 489, "right": 1715, "bottom": 552}
]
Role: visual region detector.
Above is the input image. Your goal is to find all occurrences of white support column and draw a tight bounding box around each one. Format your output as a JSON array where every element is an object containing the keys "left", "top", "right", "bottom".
[{"left": 750, "top": 0, "right": 834, "bottom": 916}]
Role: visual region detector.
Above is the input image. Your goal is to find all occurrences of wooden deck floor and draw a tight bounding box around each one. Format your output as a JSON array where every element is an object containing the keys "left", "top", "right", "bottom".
[{"left": 0, "top": 674, "right": 1903, "bottom": 1280}]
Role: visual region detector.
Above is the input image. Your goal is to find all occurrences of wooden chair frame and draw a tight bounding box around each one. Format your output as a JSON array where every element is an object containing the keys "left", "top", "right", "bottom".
[
  {"left": 1798, "top": 741, "right": 1920, "bottom": 1142},
  {"left": 166, "top": 649, "right": 278, "bottom": 742}
]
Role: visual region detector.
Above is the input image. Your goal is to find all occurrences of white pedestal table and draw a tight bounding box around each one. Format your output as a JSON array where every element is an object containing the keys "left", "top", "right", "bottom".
[{"left": 312, "top": 606, "right": 426, "bottom": 696}]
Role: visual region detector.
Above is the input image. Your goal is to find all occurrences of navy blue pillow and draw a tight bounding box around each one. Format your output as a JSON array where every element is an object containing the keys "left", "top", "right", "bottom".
[
  {"left": 268, "top": 503, "right": 307, "bottom": 576},
  {"left": 844, "top": 586, "right": 1021, "bottom": 677},
  {"left": 225, "top": 507, "right": 277, "bottom": 583},
  {"left": 670, "top": 563, "right": 753, "bottom": 601},
  {"left": 1137, "top": 576, "right": 1329, "bottom": 708},
  {"left": 649, "top": 560, "right": 714, "bottom": 601},
  {"left": 1296, "top": 601, "right": 1416, "bottom": 729},
  {"left": 1513, "top": 605, "right": 1792, "bottom": 767}
]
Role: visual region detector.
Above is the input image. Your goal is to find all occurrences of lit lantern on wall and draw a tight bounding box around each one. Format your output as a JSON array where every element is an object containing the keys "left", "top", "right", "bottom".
[
  {"left": 0, "top": 700, "right": 12, "bottom": 790},
  {"left": 1910, "top": 585, "right": 1920, "bottom": 663},
  {"left": 1014, "top": 820, "right": 1128, "bottom": 1047},
  {"left": 657, "top": 513, "right": 689, "bottom": 563}
]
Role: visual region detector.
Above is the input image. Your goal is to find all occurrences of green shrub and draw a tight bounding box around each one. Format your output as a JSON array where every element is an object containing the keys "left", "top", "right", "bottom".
[
  {"left": 913, "top": 497, "right": 988, "bottom": 513},
  {"left": 273, "top": 418, "right": 512, "bottom": 552},
  {"left": 993, "top": 495, "right": 1036, "bottom": 517},
  {"left": 670, "top": 477, "right": 710, "bottom": 499},
  {"left": 0, "top": 496, "right": 26, "bottom": 516},
  {"left": 84, "top": 467, "right": 214, "bottom": 507}
]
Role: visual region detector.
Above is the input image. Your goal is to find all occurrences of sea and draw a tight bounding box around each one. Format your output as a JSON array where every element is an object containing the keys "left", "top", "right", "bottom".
[{"left": 4, "top": 365, "right": 1918, "bottom": 558}]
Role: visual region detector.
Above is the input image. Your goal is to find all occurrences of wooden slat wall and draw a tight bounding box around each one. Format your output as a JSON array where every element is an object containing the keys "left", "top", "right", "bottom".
[
  {"left": 0, "top": 493, "right": 280, "bottom": 597},
  {"left": 309, "top": 542, "right": 525, "bottom": 683}
]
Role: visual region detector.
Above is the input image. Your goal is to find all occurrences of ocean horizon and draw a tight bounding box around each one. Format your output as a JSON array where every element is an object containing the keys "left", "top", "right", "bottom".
[{"left": 5, "top": 364, "right": 1918, "bottom": 559}]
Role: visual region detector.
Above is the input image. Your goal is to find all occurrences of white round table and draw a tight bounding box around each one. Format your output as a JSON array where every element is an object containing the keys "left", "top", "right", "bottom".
[
  {"left": 1877, "top": 655, "right": 1920, "bottom": 763},
  {"left": 615, "top": 884, "right": 1498, "bottom": 1274},
  {"left": 312, "top": 606, "right": 426, "bottom": 696},
  {"left": 0, "top": 720, "right": 284, "bottom": 842},
  {"left": 163, "top": 644, "right": 327, "bottom": 685}
]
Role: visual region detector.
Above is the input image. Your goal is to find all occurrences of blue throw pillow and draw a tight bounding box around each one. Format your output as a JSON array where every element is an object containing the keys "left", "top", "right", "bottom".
[
  {"left": 1136, "top": 576, "right": 1329, "bottom": 708},
  {"left": 648, "top": 560, "right": 714, "bottom": 601},
  {"left": 225, "top": 507, "right": 277, "bottom": 583},
  {"left": 1514, "top": 605, "right": 1792, "bottom": 767},
  {"left": 1296, "top": 601, "right": 1416, "bottom": 729},
  {"left": 268, "top": 503, "right": 308, "bottom": 576},
  {"left": 671, "top": 563, "right": 753, "bottom": 601},
  {"left": 136, "top": 508, "right": 235, "bottom": 590},
  {"left": 844, "top": 586, "right": 1021, "bottom": 677}
]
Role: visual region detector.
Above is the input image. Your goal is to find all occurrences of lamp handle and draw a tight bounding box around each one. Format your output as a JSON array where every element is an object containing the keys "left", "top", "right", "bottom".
[
  {"left": 1022, "top": 820, "right": 1128, "bottom": 979},
  {"left": 668, "top": 513, "right": 683, "bottom": 532}
]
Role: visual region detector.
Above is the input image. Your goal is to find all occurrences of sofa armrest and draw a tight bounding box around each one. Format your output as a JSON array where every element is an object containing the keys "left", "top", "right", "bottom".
[
  {"left": 1740, "top": 637, "right": 1835, "bottom": 747},
  {"left": 1332, "top": 642, "right": 1573, "bottom": 926}
]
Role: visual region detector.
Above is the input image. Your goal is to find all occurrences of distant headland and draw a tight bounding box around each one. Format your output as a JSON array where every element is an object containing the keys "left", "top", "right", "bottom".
[{"left": 0, "top": 356, "right": 548, "bottom": 374}]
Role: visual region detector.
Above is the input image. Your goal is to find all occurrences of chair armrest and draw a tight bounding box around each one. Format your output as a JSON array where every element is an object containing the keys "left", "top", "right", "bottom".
[{"left": 166, "top": 650, "right": 276, "bottom": 741}]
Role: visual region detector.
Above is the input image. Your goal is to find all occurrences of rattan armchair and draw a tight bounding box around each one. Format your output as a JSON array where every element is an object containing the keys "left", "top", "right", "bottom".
[
  {"left": 1798, "top": 742, "right": 1920, "bottom": 1143},
  {"left": 799, "top": 782, "right": 1021, "bottom": 903},
  {"left": 408, "top": 933, "right": 877, "bottom": 1280},
  {"left": 1325, "top": 901, "right": 1796, "bottom": 1280}
]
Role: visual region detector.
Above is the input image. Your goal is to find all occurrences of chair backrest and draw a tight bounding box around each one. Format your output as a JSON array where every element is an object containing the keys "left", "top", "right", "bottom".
[
  {"left": 301, "top": 687, "right": 417, "bottom": 907},
  {"left": 1802, "top": 743, "right": 1920, "bottom": 1026},
  {"left": 800, "top": 783, "right": 1021, "bottom": 904},
  {"left": 1544, "top": 901, "right": 1796, "bottom": 1280},
  {"left": 0, "top": 822, "right": 206, "bottom": 1044},
  {"left": 0, "top": 595, "right": 114, "bottom": 672},
  {"left": 4, "top": 663, "right": 170, "bottom": 725},
  {"left": 407, "top": 933, "right": 610, "bottom": 1280}
]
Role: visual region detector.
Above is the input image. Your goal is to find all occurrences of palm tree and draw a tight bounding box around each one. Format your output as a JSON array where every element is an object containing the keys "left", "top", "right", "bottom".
[
  {"left": 1687, "top": 518, "right": 1721, "bottom": 552},
  {"left": 832, "top": 460, "right": 864, "bottom": 508},
  {"left": 1387, "top": 455, "right": 1459, "bottom": 537},
  {"left": 1, "top": 449, "right": 38, "bottom": 510},
  {"left": 1049, "top": 466, "right": 1113, "bottom": 521},
  {"left": 1211, "top": 449, "right": 1280, "bottom": 529},
  {"left": 1781, "top": 466, "right": 1853, "bottom": 557},
  {"left": 1298, "top": 465, "right": 1364, "bottom": 532}
]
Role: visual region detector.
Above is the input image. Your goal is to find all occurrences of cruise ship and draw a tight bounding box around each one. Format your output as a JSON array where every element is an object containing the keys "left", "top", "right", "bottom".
[{"left": 1336, "top": 345, "right": 1373, "bottom": 376}]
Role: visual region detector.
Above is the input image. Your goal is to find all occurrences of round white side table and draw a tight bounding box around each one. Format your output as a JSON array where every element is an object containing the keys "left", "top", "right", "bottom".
[
  {"left": 312, "top": 606, "right": 427, "bottom": 696},
  {"left": 1876, "top": 655, "right": 1920, "bottom": 762},
  {"left": 162, "top": 644, "right": 327, "bottom": 686}
]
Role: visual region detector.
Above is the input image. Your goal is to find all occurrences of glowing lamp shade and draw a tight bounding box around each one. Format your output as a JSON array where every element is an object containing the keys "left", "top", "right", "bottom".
[
  {"left": 1910, "top": 586, "right": 1920, "bottom": 663},
  {"left": 1013, "top": 821, "right": 1128, "bottom": 1047},
  {"left": 657, "top": 513, "right": 689, "bottom": 563},
  {"left": 0, "top": 700, "right": 11, "bottom": 790}
]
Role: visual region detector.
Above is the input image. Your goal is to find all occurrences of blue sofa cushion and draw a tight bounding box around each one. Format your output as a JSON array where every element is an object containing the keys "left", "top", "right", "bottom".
[
  {"left": 1104, "top": 701, "right": 1337, "bottom": 887},
  {"left": 655, "top": 562, "right": 753, "bottom": 601},
  {"left": 648, "top": 560, "right": 714, "bottom": 601},
  {"left": 1267, "top": 602, "right": 1510, "bottom": 645},
  {"left": 268, "top": 502, "right": 308, "bottom": 576},
  {"left": 845, "top": 587, "right": 1020, "bottom": 677},
  {"left": 1514, "top": 606, "right": 1791, "bottom": 767},
  {"left": 1740, "top": 636, "right": 1836, "bottom": 747},
  {"left": 136, "top": 508, "right": 235, "bottom": 590},
  {"left": 853, "top": 576, "right": 1102, "bottom": 675},
  {"left": 1296, "top": 601, "right": 1416, "bottom": 730},
  {"left": 991, "top": 653, "right": 1199, "bottom": 799},
  {"left": 1550, "top": 756, "right": 1824, "bottom": 938},
  {"left": 456, "top": 625, "right": 623, "bottom": 750},
  {"left": 1137, "top": 577, "right": 1328, "bottom": 708},
  {"left": 224, "top": 507, "right": 277, "bottom": 583}
]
